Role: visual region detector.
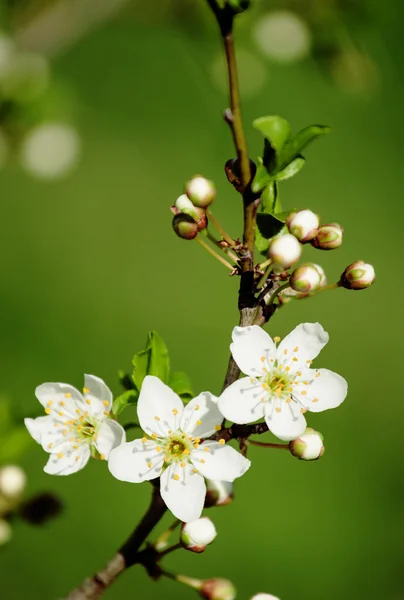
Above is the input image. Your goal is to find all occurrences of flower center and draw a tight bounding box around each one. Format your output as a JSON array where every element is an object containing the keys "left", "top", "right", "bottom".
[
  {"left": 163, "top": 432, "right": 194, "bottom": 464},
  {"left": 262, "top": 370, "right": 292, "bottom": 399}
]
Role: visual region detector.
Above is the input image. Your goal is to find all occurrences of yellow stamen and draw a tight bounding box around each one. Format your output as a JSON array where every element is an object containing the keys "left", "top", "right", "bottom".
[
  {"left": 173, "top": 474, "right": 180, "bottom": 481},
  {"left": 215, "top": 425, "right": 221, "bottom": 431},
  {"left": 103, "top": 400, "right": 109, "bottom": 406},
  {"left": 219, "top": 439, "right": 225, "bottom": 445},
  {"left": 65, "top": 393, "right": 72, "bottom": 398},
  {"left": 57, "top": 452, "right": 63, "bottom": 459},
  {"left": 273, "top": 336, "right": 281, "bottom": 343},
  {"left": 172, "top": 408, "right": 178, "bottom": 415},
  {"left": 83, "top": 388, "right": 90, "bottom": 394}
]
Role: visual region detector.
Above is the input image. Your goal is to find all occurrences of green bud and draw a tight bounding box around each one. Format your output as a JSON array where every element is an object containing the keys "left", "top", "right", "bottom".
[
  {"left": 290, "top": 264, "right": 322, "bottom": 293},
  {"left": 340, "top": 260, "right": 375, "bottom": 290},
  {"left": 289, "top": 427, "right": 325, "bottom": 461},
  {"left": 174, "top": 194, "right": 207, "bottom": 231},
  {"left": 172, "top": 213, "right": 199, "bottom": 240},
  {"left": 311, "top": 223, "right": 343, "bottom": 250}
]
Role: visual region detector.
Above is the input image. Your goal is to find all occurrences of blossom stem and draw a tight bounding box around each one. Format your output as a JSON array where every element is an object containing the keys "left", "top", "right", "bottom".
[
  {"left": 206, "top": 210, "right": 236, "bottom": 247},
  {"left": 154, "top": 519, "right": 181, "bottom": 551},
  {"left": 207, "top": 230, "right": 239, "bottom": 263},
  {"left": 158, "top": 542, "right": 183, "bottom": 559},
  {"left": 196, "top": 236, "right": 235, "bottom": 270},
  {"left": 247, "top": 439, "right": 289, "bottom": 450}
]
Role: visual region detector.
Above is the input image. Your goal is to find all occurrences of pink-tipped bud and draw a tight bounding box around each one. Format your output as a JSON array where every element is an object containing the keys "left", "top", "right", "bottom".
[
  {"left": 312, "top": 223, "right": 343, "bottom": 250},
  {"left": 289, "top": 427, "right": 325, "bottom": 461},
  {"left": 340, "top": 260, "right": 375, "bottom": 290},
  {"left": 174, "top": 194, "right": 207, "bottom": 231},
  {"left": 200, "top": 578, "right": 237, "bottom": 600},
  {"left": 186, "top": 175, "right": 216, "bottom": 208},
  {"left": 268, "top": 233, "right": 302, "bottom": 268},
  {"left": 172, "top": 213, "right": 198, "bottom": 240},
  {"left": 205, "top": 480, "right": 234, "bottom": 507},
  {"left": 290, "top": 264, "right": 322, "bottom": 293},
  {"left": 180, "top": 517, "right": 217, "bottom": 553},
  {"left": 286, "top": 209, "right": 319, "bottom": 243}
]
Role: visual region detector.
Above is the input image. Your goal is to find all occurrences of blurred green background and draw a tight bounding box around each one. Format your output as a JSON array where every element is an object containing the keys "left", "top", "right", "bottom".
[{"left": 0, "top": 0, "right": 403, "bottom": 598}]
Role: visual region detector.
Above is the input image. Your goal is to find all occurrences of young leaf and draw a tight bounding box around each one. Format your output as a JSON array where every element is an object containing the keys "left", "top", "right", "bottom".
[
  {"left": 261, "top": 181, "right": 282, "bottom": 214},
  {"left": 253, "top": 116, "right": 291, "bottom": 154},
  {"left": 112, "top": 389, "right": 139, "bottom": 416},
  {"left": 256, "top": 213, "right": 287, "bottom": 241},
  {"left": 251, "top": 160, "right": 272, "bottom": 193},
  {"left": 118, "top": 370, "right": 136, "bottom": 391},
  {"left": 132, "top": 331, "right": 170, "bottom": 391},
  {"left": 255, "top": 226, "right": 271, "bottom": 254},
  {"left": 280, "top": 125, "right": 331, "bottom": 169},
  {"left": 169, "top": 371, "right": 193, "bottom": 402},
  {"left": 274, "top": 156, "right": 305, "bottom": 181}
]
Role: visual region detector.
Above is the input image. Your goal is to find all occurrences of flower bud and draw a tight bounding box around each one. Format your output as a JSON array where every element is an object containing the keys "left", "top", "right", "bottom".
[
  {"left": 268, "top": 234, "right": 302, "bottom": 268},
  {"left": 289, "top": 427, "right": 325, "bottom": 461},
  {"left": 172, "top": 213, "right": 199, "bottom": 240},
  {"left": 340, "top": 260, "right": 375, "bottom": 290},
  {"left": 250, "top": 595, "right": 280, "bottom": 600},
  {"left": 286, "top": 209, "right": 319, "bottom": 242},
  {"left": 186, "top": 175, "right": 216, "bottom": 208},
  {"left": 0, "top": 519, "right": 12, "bottom": 546},
  {"left": 290, "top": 264, "right": 322, "bottom": 293},
  {"left": 312, "top": 223, "right": 343, "bottom": 250},
  {"left": 201, "top": 578, "right": 237, "bottom": 600},
  {"left": 205, "top": 480, "right": 234, "bottom": 507},
  {"left": 174, "top": 194, "right": 207, "bottom": 231},
  {"left": 180, "top": 517, "right": 217, "bottom": 553},
  {"left": 311, "top": 263, "right": 327, "bottom": 287},
  {"left": 0, "top": 465, "right": 26, "bottom": 498}
]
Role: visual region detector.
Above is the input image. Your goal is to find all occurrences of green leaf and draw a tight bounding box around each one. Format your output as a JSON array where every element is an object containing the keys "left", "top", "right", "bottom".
[
  {"left": 0, "top": 428, "right": 32, "bottom": 463},
  {"left": 274, "top": 156, "right": 305, "bottom": 181},
  {"left": 255, "top": 226, "right": 271, "bottom": 254},
  {"left": 132, "top": 331, "right": 170, "bottom": 392},
  {"left": 256, "top": 213, "right": 287, "bottom": 241},
  {"left": 253, "top": 116, "right": 291, "bottom": 155},
  {"left": 118, "top": 370, "right": 136, "bottom": 391},
  {"left": 112, "top": 389, "right": 139, "bottom": 416},
  {"left": 251, "top": 160, "right": 272, "bottom": 194},
  {"left": 169, "top": 371, "right": 193, "bottom": 402},
  {"left": 280, "top": 125, "right": 331, "bottom": 169}
]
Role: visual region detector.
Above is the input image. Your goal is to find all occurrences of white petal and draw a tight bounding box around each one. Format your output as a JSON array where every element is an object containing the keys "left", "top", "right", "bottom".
[
  {"left": 94, "top": 420, "right": 126, "bottom": 459},
  {"left": 83, "top": 374, "right": 113, "bottom": 418},
  {"left": 277, "top": 323, "right": 329, "bottom": 367},
  {"left": 180, "top": 392, "right": 222, "bottom": 438},
  {"left": 230, "top": 326, "right": 276, "bottom": 376},
  {"left": 160, "top": 463, "right": 206, "bottom": 522},
  {"left": 218, "top": 378, "right": 266, "bottom": 425},
  {"left": 35, "top": 382, "right": 85, "bottom": 418},
  {"left": 108, "top": 439, "right": 163, "bottom": 483},
  {"left": 191, "top": 441, "right": 251, "bottom": 482},
  {"left": 264, "top": 401, "right": 307, "bottom": 441},
  {"left": 296, "top": 369, "right": 348, "bottom": 413},
  {"left": 25, "top": 416, "right": 71, "bottom": 453},
  {"left": 137, "top": 376, "right": 184, "bottom": 437},
  {"left": 44, "top": 445, "right": 90, "bottom": 476}
]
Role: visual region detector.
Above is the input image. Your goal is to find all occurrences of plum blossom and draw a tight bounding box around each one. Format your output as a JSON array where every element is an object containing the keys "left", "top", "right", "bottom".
[
  {"left": 108, "top": 376, "right": 250, "bottom": 522},
  {"left": 219, "top": 323, "right": 347, "bottom": 441},
  {"left": 25, "top": 375, "right": 125, "bottom": 475}
]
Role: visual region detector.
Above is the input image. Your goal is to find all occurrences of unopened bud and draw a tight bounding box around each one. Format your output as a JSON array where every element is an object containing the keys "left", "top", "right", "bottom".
[
  {"left": 0, "top": 519, "right": 12, "bottom": 545},
  {"left": 286, "top": 209, "right": 319, "bottom": 242},
  {"left": 312, "top": 223, "right": 343, "bottom": 250},
  {"left": 290, "top": 264, "right": 322, "bottom": 293},
  {"left": 268, "top": 234, "right": 302, "bottom": 268},
  {"left": 311, "top": 263, "right": 327, "bottom": 287},
  {"left": 172, "top": 213, "right": 199, "bottom": 240},
  {"left": 201, "top": 578, "right": 237, "bottom": 600},
  {"left": 205, "top": 480, "right": 234, "bottom": 507},
  {"left": 340, "top": 260, "right": 375, "bottom": 290},
  {"left": 186, "top": 175, "right": 216, "bottom": 208},
  {"left": 250, "top": 595, "right": 280, "bottom": 600},
  {"left": 0, "top": 465, "right": 26, "bottom": 498},
  {"left": 180, "top": 517, "right": 217, "bottom": 553},
  {"left": 174, "top": 194, "right": 207, "bottom": 231},
  {"left": 289, "top": 427, "right": 325, "bottom": 461}
]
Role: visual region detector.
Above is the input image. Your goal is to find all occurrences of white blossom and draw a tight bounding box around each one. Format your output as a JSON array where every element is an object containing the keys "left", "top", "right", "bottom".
[
  {"left": 25, "top": 375, "right": 125, "bottom": 475},
  {"left": 219, "top": 323, "right": 347, "bottom": 441},
  {"left": 181, "top": 516, "right": 217, "bottom": 551},
  {"left": 108, "top": 376, "right": 250, "bottom": 522}
]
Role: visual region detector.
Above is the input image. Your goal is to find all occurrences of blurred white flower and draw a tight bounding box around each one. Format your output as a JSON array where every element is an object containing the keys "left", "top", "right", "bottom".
[
  {"left": 0, "top": 465, "right": 26, "bottom": 498},
  {"left": 20, "top": 123, "right": 80, "bottom": 180},
  {"left": 253, "top": 11, "right": 312, "bottom": 64},
  {"left": 250, "top": 595, "right": 280, "bottom": 600},
  {"left": 0, "top": 519, "right": 12, "bottom": 545},
  {"left": 211, "top": 48, "right": 268, "bottom": 100}
]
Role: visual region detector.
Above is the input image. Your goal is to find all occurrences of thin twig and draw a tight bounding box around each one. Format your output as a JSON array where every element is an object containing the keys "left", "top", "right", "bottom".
[
  {"left": 206, "top": 209, "right": 236, "bottom": 247},
  {"left": 196, "top": 236, "right": 234, "bottom": 270},
  {"left": 247, "top": 439, "right": 289, "bottom": 450}
]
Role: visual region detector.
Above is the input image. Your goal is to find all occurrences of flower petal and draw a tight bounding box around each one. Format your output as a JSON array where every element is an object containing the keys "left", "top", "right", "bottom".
[
  {"left": 296, "top": 368, "right": 348, "bottom": 413},
  {"left": 191, "top": 441, "right": 251, "bottom": 482},
  {"left": 277, "top": 323, "right": 329, "bottom": 367},
  {"left": 264, "top": 401, "right": 307, "bottom": 441},
  {"left": 44, "top": 445, "right": 90, "bottom": 476},
  {"left": 218, "top": 378, "right": 266, "bottom": 425},
  {"left": 35, "top": 382, "right": 85, "bottom": 418},
  {"left": 83, "top": 374, "right": 113, "bottom": 418},
  {"left": 137, "top": 376, "right": 184, "bottom": 437},
  {"left": 160, "top": 463, "right": 206, "bottom": 522},
  {"left": 94, "top": 420, "right": 126, "bottom": 459},
  {"left": 230, "top": 326, "right": 276, "bottom": 376},
  {"left": 108, "top": 439, "right": 163, "bottom": 483},
  {"left": 180, "top": 392, "right": 222, "bottom": 438},
  {"left": 25, "top": 416, "right": 71, "bottom": 453}
]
